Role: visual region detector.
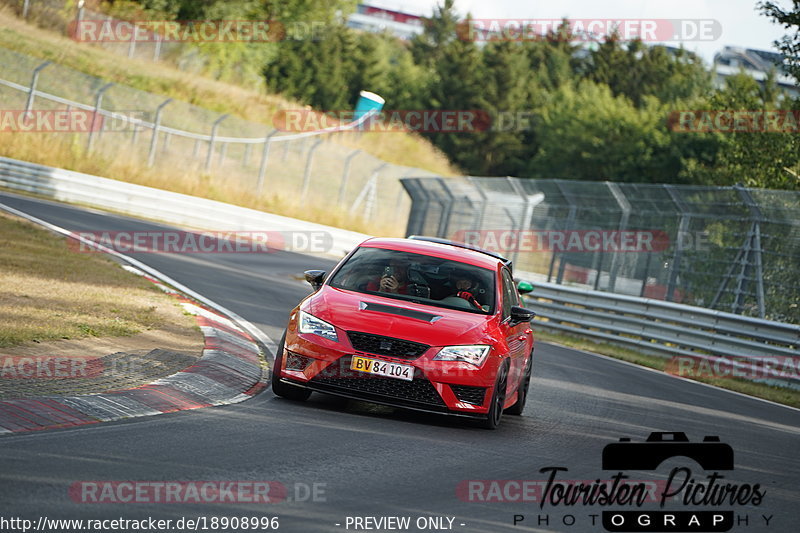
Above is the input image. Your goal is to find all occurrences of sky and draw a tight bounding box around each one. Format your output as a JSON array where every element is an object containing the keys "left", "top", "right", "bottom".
[{"left": 366, "top": 0, "right": 790, "bottom": 64}]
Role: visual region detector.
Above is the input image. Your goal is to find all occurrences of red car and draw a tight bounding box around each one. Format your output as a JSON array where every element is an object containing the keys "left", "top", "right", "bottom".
[{"left": 272, "top": 236, "right": 536, "bottom": 429}]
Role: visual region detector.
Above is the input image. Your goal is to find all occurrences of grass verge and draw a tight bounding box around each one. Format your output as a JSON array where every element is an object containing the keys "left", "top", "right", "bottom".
[
  {"left": 0, "top": 211, "right": 197, "bottom": 347},
  {"left": 535, "top": 329, "right": 800, "bottom": 408}
]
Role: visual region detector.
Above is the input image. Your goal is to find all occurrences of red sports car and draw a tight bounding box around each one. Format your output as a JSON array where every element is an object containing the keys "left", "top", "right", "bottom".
[{"left": 272, "top": 236, "right": 536, "bottom": 428}]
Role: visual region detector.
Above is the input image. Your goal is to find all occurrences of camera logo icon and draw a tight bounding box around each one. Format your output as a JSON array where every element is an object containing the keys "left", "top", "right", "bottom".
[{"left": 602, "top": 432, "right": 734, "bottom": 471}]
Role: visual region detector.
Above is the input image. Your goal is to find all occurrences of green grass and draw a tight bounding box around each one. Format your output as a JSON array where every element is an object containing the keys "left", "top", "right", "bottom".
[{"left": 0, "top": 212, "right": 194, "bottom": 347}]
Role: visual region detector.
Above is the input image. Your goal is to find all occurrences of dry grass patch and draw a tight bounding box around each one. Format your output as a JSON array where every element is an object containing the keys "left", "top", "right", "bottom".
[
  {"left": 0, "top": 7, "right": 456, "bottom": 175},
  {"left": 0, "top": 211, "right": 199, "bottom": 348}
]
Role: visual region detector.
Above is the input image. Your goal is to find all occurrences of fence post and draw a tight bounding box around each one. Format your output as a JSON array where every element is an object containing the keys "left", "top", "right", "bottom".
[
  {"left": 242, "top": 143, "right": 252, "bottom": 167},
  {"left": 300, "top": 139, "right": 324, "bottom": 200},
  {"left": 127, "top": 27, "right": 137, "bottom": 58},
  {"left": 665, "top": 185, "right": 690, "bottom": 302},
  {"left": 218, "top": 142, "right": 228, "bottom": 166},
  {"left": 147, "top": 98, "right": 172, "bottom": 167},
  {"left": 153, "top": 33, "right": 162, "bottom": 61},
  {"left": 255, "top": 130, "right": 279, "bottom": 196},
  {"left": 204, "top": 114, "right": 229, "bottom": 172},
  {"left": 553, "top": 180, "right": 578, "bottom": 285},
  {"left": 605, "top": 181, "right": 631, "bottom": 292},
  {"left": 87, "top": 82, "right": 114, "bottom": 152},
  {"left": 338, "top": 149, "right": 362, "bottom": 204},
  {"left": 24, "top": 61, "right": 52, "bottom": 113}
]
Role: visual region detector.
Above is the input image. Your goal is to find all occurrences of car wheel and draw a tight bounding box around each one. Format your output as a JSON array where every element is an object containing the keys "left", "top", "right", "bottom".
[
  {"left": 480, "top": 362, "right": 508, "bottom": 430},
  {"left": 271, "top": 332, "right": 312, "bottom": 402},
  {"left": 505, "top": 353, "right": 532, "bottom": 416}
]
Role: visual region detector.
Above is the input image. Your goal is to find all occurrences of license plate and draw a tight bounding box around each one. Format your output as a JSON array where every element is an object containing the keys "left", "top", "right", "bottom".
[{"left": 350, "top": 356, "right": 414, "bottom": 381}]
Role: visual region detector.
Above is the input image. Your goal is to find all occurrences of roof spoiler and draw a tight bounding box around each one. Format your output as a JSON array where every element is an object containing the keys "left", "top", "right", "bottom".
[{"left": 407, "top": 235, "right": 513, "bottom": 271}]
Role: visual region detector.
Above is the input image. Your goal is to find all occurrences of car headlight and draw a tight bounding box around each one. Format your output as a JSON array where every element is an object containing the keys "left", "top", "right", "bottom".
[
  {"left": 298, "top": 310, "right": 338, "bottom": 342},
  {"left": 433, "top": 345, "right": 490, "bottom": 367}
]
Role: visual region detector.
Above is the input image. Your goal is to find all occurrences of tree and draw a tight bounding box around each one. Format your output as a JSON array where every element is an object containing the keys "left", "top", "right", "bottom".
[
  {"left": 476, "top": 41, "right": 531, "bottom": 175},
  {"left": 678, "top": 73, "right": 800, "bottom": 190},
  {"left": 527, "top": 82, "right": 676, "bottom": 183},
  {"left": 586, "top": 37, "right": 711, "bottom": 107},
  {"left": 759, "top": 0, "right": 800, "bottom": 83}
]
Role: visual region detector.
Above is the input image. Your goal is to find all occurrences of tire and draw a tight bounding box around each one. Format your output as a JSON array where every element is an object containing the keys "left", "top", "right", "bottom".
[
  {"left": 479, "top": 362, "right": 508, "bottom": 429},
  {"left": 505, "top": 353, "right": 532, "bottom": 416},
  {"left": 271, "top": 332, "right": 312, "bottom": 402}
]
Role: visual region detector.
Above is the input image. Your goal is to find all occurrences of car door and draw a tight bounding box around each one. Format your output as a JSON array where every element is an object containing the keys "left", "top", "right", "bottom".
[{"left": 499, "top": 268, "right": 529, "bottom": 392}]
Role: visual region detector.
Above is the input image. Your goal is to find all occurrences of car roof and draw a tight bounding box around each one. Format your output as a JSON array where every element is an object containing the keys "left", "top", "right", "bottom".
[{"left": 359, "top": 237, "right": 503, "bottom": 270}]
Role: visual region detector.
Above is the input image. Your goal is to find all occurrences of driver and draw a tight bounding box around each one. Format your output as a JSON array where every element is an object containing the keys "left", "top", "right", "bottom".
[{"left": 451, "top": 269, "right": 482, "bottom": 310}]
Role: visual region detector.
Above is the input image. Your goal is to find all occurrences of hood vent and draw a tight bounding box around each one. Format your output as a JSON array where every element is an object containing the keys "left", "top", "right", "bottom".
[{"left": 359, "top": 301, "right": 442, "bottom": 324}]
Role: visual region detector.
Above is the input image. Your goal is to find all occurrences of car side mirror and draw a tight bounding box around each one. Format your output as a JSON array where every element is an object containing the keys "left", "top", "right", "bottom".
[
  {"left": 510, "top": 305, "right": 535, "bottom": 325},
  {"left": 304, "top": 270, "right": 326, "bottom": 291},
  {"left": 517, "top": 281, "right": 534, "bottom": 294}
]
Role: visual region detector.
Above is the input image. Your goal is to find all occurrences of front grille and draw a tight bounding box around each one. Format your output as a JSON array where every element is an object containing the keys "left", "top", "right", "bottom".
[
  {"left": 310, "top": 356, "right": 445, "bottom": 408},
  {"left": 450, "top": 384, "right": 487, "bottom": 406},
  {"left": 347, "top": 331, "right": 429, "bottom": 360}
]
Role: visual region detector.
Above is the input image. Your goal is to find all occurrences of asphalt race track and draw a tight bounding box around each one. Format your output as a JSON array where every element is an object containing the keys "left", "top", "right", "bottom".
[{"left": 1, "top": 192, "right": 798, "bottom": 533}]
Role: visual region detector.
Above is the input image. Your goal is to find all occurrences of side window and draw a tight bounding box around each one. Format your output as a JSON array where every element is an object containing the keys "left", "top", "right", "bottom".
[{"left": 500, "top": 269, "right": 518, "bottom": 319}]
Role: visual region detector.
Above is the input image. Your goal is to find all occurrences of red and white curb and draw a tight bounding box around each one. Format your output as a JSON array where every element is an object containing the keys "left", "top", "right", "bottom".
[
  {"left": 0, "top": 202, "right": 274, "bottom": 435},
  {"left": 0, "top": 296, "right": 266, "bottom": 434}
]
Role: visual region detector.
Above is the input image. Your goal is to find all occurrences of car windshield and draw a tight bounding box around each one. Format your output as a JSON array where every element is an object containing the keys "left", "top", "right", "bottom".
[{"left": 328, "top": 246, "right": 496, "bottom": 314}]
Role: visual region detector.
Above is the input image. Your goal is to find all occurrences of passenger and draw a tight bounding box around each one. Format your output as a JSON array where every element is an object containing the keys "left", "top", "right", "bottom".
[{"left": 367, "top": 257, "right": 410, "bottom": 294}]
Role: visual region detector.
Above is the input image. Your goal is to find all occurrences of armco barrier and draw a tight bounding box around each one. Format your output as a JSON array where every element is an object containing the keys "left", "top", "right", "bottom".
[
  {"left": 0, "top": 156, "right": 369, "bottom": 258},
  {"left": 525, "top": 281, "right": 799, "bottom": 390},
  {"left": 2, "top": 155, "right": 797, "bottom": 391}
]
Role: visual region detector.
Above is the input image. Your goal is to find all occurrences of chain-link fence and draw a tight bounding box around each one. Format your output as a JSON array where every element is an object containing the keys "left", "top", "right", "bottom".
[
  {"left": 402, "top": 177, "right": 800, "bottom": 324},
  {"left": 0, "top": 46, "right": 435, "bottom": 233},
  {"left": 6, "top": 0, "right": 192, "bottom": 65}
]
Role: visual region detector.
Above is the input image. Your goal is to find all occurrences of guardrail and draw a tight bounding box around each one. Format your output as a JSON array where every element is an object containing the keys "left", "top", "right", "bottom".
[
  {"left": 524, "top": 280, "right": 799, "bottom": 390},
  {"left": 0, "top": 156, "right": 369, "bottom": 257}
]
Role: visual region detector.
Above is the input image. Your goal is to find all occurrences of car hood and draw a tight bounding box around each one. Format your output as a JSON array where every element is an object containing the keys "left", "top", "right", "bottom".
[{"left": 305, "top": 287, "right": 495, "bottom": 347}]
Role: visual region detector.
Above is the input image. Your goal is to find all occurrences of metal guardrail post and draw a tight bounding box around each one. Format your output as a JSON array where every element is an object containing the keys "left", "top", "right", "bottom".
[
  {"left": 467, "top": 177, "right": 489, "bottom": 231},
  {"left": 24, "top": 61, "right": 52, "bottom": 113},
  {"left": 552, "top": 180, "right": 577, "bottom": 285},
  {"left": 205, "top": 114, "right": 229, "bottom": 172},
  {"left": 735, "top": 185, "right": 766, "bottom": 318},
  {"left": 256, "top": 130, "right": 279, "bottom": 196},
  {"left": 87, "top": 82, "right": 114, "bottom": 152},
  {"left": 300, "top": 139, "right": 324, "bottom": 200},
  {"left": 435, "top": 177, "right": 454, "bottom": 238},
  {"left": 147, "top": 98, "right": 172, "bottom": 167},
  {"left": 400, "top": 178, "right": 432, "bottom": 237},
  {"left": 606, "top": 181, "right": 631, "bottom": 292},
  {"left": 338, "top": 149, "right": 362, "bottom": 205},
  {"left": 665, "top": 185, "right": 690, "bottom": 302}
]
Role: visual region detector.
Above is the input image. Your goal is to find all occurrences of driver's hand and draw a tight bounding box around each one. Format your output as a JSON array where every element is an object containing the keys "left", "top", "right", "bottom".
[{"left": 380, "top": 276, "right": 398, "bottom": 292}]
